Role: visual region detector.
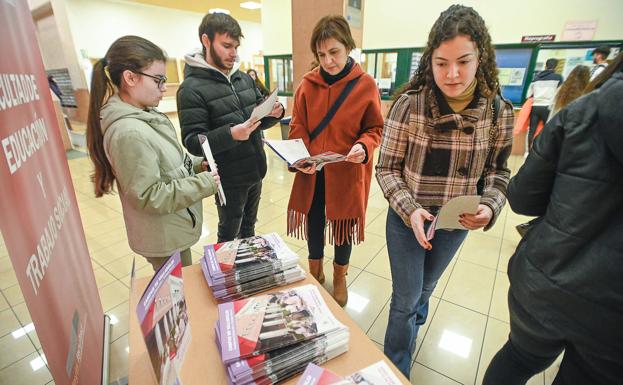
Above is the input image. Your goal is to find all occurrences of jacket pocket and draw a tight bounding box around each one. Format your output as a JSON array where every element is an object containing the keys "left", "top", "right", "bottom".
[{"left": 186, "top": 207, "right": 197, "bottom": 228}]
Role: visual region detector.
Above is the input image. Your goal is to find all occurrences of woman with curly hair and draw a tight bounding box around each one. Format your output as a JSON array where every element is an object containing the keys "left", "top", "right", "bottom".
[
  {"left": 549, "top": 64, "right": 590, "bottom": 120},
  {"left": 375, "top": 5, "right": 513, "bottom": 378}
]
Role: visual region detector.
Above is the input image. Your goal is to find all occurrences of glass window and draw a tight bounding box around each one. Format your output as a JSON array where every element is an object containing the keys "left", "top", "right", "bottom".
[
  {"left": 267, "top": 57, "right": 293, "bottom": 95},
  {"left": 375, "top": 52, "right": 398, "bottom": 97},
  {"left": 360, "top": 53, "right": 375, "bottom": 78},
  {"left": 495, "top": 48, "right": 533, "bottom": 104}
]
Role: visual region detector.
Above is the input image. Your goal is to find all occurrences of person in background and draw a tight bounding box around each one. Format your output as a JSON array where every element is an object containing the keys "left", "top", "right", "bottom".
[
  {"left": 376, "top": 4, "right": 513, "bottom": 378},
  {"left": 86, "top": 35, "right": 220, "bottom": 271},
  {"left": 525, "top": 58, "right": 563, "bottom": 150},
  {"left": 483, "top": 53, "right": 623, "bottom": 385},
  {"left": 287, "top": 15, "right": 383, "bottom": 307},
  {"left": 247, "top": 68, "right": 270, "bottom": 98},
  {"left": 589, "top": 45, "right": 611, "bottom": 81},
  {"left": 548, "top": 65, "right": 590, "bottom": 120},
  {"left": 177, "top": 13, "right": 284, "bottom": 243}
]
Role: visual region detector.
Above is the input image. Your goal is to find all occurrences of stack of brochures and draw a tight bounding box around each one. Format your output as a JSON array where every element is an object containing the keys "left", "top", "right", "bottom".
[
  {"left": 296, "top": 360, "right": 403, "bottom": 385},
  {"left": 200, "top": 233, "right": 306, "bottom": 302},
  {"left": 215, "top": 284, "right": 350, "bottom": 385}
]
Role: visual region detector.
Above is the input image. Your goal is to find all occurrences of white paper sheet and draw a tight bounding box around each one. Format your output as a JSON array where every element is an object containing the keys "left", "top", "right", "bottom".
[
  {"left": 198, "top": 134, "right": 226, "bottom": 206},
  {"left": 427, "top": 195, "right": 480, "bottom": 240},
  {"left": 263, "top": 139, "right": 310, "bottom": 165},
  {"left": 250, "top": 88, "right": 279, "bottom": 122}
]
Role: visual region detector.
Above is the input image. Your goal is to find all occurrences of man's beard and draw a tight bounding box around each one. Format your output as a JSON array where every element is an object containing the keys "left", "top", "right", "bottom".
[{"left": 210, "top": 44, "right": 233, "bottom": 71}]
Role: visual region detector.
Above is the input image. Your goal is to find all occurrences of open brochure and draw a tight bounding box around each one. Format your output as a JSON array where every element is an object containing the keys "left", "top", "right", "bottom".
[
  {"left": 216, "top": 284, "right": 346, "bottom": 364},
  {"left": 426, "top": 195, "right": 480, "bottom": 240},
  {"left": 251, "top": 88, "right": 279, "bottom": 122},
  {"left": 297, "top": 360, "right": 402, "bottom": 385},
  {"left": 136, "top": 251, "right": 190, "bottom": 385},
  {"left": 263, "top": 139, "right": 346, "bottom": 170},
  {"left": 198, "top": 134, "right": 226, "bottom": 206}
]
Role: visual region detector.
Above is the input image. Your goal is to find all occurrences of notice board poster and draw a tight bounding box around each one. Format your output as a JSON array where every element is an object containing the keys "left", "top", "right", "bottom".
[{"left": 0, "top": 1, "right": 104, "bottom": 385}]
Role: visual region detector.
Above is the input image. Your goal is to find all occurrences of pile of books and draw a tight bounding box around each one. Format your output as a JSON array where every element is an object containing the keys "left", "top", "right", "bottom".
[
  {"left": 296, "top": 361, "right": 403, "bottom": 385},
  {"left": 200, "top": 233, "right": 306, "bottom": 302},
  {"left": 215, "top": 284, "right": 350, "bottom": 385}
]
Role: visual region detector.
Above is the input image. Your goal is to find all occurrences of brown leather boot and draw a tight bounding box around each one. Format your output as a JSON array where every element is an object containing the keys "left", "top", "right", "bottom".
[
  {"left": 308, "top": 258, "right": 325, "bottom": 284},
  {"left": 332, "top": 262, "right": 349, "bottom": 307}
]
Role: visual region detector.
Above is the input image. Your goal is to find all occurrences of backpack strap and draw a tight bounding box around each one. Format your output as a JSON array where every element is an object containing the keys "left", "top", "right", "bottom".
[{"left": 309, "top": 76, "right": 361, "bottom": 142}]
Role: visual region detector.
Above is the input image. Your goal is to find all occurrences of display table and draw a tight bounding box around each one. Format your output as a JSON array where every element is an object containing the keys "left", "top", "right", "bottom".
[{"left": 129, "top": 264, "right": 409, "bottom": 384}]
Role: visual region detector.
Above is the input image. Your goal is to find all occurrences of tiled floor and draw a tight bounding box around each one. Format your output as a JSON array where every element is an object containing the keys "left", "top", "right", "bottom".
[{"left": 0, "top": 118, "right": 558, "bottom": 384}]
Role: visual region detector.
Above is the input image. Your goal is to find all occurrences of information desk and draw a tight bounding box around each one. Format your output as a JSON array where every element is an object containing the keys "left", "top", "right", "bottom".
[{"left": 129, "top": 264, "right": 410, "bottom": 384}]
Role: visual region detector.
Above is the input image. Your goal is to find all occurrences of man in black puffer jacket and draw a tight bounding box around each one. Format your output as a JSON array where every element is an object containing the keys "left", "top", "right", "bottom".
[
  {"left": 484, "top": 57, "right": 623, "bottom": 385},
  {"left": 178, "top": 13, "right": 283, "bottom": 242}
]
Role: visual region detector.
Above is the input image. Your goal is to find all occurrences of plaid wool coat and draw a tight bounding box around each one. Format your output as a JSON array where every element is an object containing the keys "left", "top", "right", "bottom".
[{"left": 376, "top": 86, "right": 514, "bottom": 230}]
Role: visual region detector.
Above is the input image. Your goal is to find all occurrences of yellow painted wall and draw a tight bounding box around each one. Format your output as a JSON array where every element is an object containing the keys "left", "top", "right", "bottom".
[
  {"left": 362, "top": 0, "right": 623, "bottom": 49},
  {"left": 261, "top": 0, "right": 292, "bottom": 55}
]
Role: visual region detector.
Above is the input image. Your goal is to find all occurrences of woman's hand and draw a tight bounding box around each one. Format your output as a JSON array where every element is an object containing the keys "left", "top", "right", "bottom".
[
  {"left": 202, "top": 162, "right": 220, "bottom": 185},
  {"left": 459, "top": 204, "right": 493, "bottom": 230},
  {"left": 210, "top": 170, "right": 220, "bottom": 185},
  {"left": 410, "top": 208, "right": 434, "bottom": 250},
  {"left": 294, "top": 163, "right": 317, "bottom": 174},
  {"left": 346, "top": 143, "right": 366, "bottom": 164},
  {"left": 268, "top": 102, "right": 284, "bottom": 118}
]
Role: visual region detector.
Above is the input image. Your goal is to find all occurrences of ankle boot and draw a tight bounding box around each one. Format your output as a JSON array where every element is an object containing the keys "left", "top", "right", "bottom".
[
  {"left": 308, "top": 258, "right": 325, "bottom": 284},
  {"left": 332, "top": 262, "right": 349, "bottom": 307}
]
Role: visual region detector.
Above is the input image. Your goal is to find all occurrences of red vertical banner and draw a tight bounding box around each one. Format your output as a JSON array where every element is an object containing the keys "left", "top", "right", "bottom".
[{"left": 0, "top": 1, "right": 104, "bottom": 385}]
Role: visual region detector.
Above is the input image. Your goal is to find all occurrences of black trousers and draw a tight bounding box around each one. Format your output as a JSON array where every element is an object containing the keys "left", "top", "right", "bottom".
[
  {"left": 216, "top": 181, "right": 262, "bottom": 242},
  {"left": 307, "top": 170, "right": 352, "bottom": 266},
  {"left": 483, "top": 288, "right": 623, "bottom": 385},
  {"left": 528, "top": 105, "right": 550, "bottom": 149}
]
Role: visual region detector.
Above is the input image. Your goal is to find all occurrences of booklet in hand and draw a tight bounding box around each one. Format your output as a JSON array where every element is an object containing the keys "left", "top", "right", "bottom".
[
  {"left": 198, "top": 134, "right": 226, "bottom": 206},
  {"left": 250, "top": 88, "right": 279, "bottom": 122},
  {"left": 264, "top": 139, "right": 346, "bottom": 171},
  {"left": 426, "top": 195, "right": 480, "bottom": 240}
]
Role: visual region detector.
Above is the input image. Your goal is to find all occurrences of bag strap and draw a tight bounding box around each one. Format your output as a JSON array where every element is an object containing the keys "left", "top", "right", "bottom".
[
  {"left": 487, "top": 93, "right": 502, "bottom": 148},
  {"left": 309, "top": 76, "right": 361, "bottom": 142}
]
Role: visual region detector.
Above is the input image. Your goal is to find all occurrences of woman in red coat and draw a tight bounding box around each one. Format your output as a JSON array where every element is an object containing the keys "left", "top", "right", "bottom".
[{"left": 286, "top": 15, "right": 383, "bottom": 306}]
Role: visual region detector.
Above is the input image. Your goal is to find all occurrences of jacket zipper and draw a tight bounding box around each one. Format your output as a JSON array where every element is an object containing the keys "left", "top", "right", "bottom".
[
  {"left": 186, "top": 208, "right": 197, "bottom": 228},
  {"left": 230, "top": 83, "right": 242, "bottom": 110}
]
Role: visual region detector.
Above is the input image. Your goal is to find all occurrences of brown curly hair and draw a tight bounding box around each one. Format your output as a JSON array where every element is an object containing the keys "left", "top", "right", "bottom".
[
  {"left": 394, "top": 4, "right": 499, "bottom": 103},
  {"left": 552, "top": 65, "right": 590, "bottom": 112}
]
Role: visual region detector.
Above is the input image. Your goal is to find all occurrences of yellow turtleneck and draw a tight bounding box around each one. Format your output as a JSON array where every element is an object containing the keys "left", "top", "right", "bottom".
[{"left": 444, "top": 79, "right": 477, "bottom": 113}]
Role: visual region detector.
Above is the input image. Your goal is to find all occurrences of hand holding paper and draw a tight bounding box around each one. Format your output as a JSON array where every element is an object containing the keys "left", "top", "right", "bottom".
[
  {"left": 198, "top": 134, "right": 227, "bottom": 206},
  {"left": 230, "top": 119, "right": 261, "bottom": 141},
  {"left": 250, "top": 88, "right": 279, "bottom": 122},
  {"left": 263, "top": 139, "right": 346, "bottom": 171},
  {"left": 459, "top": 204, "right": 493, "bottom": 230},
  {"left": 426, "top": 195, "right": 481, "bottom": 241}
]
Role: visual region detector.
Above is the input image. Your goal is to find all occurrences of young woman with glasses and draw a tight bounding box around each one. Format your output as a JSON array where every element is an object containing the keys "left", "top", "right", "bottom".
[{"left": 86, "top": 35, "right": 220, "bottom": 271}]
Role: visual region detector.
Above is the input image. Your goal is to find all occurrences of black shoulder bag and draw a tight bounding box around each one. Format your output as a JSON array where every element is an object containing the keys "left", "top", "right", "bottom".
[{"left": 309, "top": 76, "right": 361, "bottom": 142}]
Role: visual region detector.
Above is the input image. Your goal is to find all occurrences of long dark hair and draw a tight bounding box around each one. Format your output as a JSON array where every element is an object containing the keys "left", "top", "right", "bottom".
[
  {"left": 393, "top": 5, "right": 499, "bottom": 105},
  {"left": 553, "top": 65, "right": 590, "bottom": 112},
  {"left": 86, "top": 35, "right": 166, "bottom": 197},
  {"left": 247, "top": 69, "right": 270, "bottom": 96},
  {"left": 584, "top": 52, "right": 623, "bottom": 93}
]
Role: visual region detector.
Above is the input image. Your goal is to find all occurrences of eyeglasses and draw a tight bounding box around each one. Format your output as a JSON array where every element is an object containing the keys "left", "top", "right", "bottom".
[{"left": 134, "top": 71, "right": 167, "bottom": 89}]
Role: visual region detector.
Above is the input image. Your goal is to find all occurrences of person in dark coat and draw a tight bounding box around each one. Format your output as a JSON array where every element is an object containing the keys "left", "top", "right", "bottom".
[
  {"left": 483, "top": 53, "right": 623, "bottom": 385},
  {"left": 177, "top": 13, "right": 284, "bottom": 243}
]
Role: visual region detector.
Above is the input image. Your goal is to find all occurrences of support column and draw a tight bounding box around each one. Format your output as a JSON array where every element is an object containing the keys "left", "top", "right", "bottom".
[{"left": 291, "top": 0, "right": 364, "bottom": 90}]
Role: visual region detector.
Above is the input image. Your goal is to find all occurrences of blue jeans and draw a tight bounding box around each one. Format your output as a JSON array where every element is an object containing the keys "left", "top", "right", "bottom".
[{"left": 383, "top": 208, "right": 468, "bottom": 378}]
